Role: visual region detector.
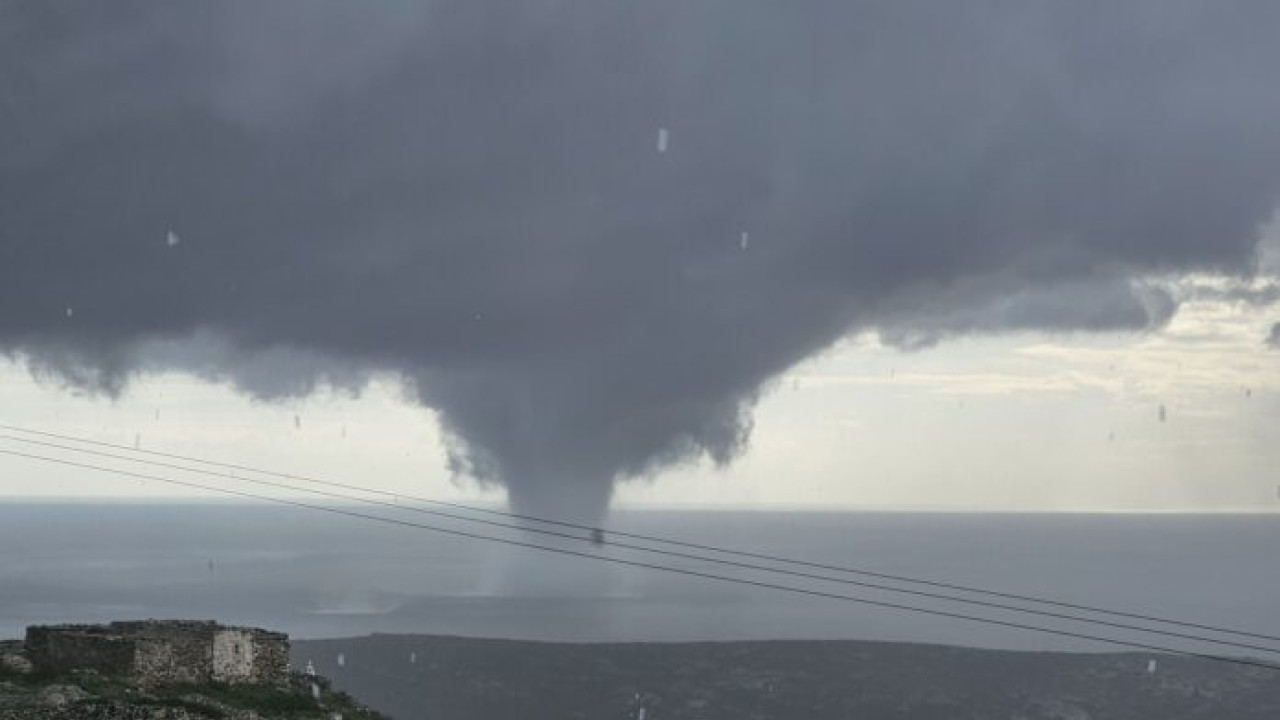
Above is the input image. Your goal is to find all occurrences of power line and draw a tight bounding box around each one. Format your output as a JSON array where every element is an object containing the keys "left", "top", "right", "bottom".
[
  {"left": 3, "top": 431, "right": 1279, "bottom": 658},
  {"left": 1, "top": 422, "right": 1277, "bottom": 647},
  {"left": 1, "top": 447, "right": 1278, "bottom": 673}
]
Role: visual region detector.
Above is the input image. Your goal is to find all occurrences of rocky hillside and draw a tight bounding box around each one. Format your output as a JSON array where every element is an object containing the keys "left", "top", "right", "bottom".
[
  {"left": 0, "top": 638, "right": 386, "bottom": 720},
  {"left": 294, "top": 634, "right": 1280, "bottom": 720}
]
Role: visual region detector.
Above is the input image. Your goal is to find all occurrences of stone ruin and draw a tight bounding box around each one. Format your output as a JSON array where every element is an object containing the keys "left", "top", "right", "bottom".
[{"left": 23, "top": 620, "right": 289, "bottom": 687}]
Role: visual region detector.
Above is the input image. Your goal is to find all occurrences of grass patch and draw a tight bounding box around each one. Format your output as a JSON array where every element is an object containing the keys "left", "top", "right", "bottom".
[
  {"left": 74, "top": 697, "right": 225, "bottom": 719},
  {"left": 65, "top": 670, "right": 131, "bottom": 697},
  {"left": 140, "top": 697, "right": 226, "bottom": 718},
  {"left": 164, "top": 682, "right": 319, "bottom": 718}
]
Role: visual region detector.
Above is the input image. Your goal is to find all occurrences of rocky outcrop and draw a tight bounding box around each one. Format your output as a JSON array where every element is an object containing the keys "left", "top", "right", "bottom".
[
  {"left": 0, "top": 672, "right": 385, "bottom": 720},
  {"left": 0, "top": 642, "right": 30, "bottom": 677}
]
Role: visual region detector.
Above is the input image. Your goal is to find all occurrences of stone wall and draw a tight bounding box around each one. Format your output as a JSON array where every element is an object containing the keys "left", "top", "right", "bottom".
[
  {"left": 24, "top": 621, "right": 289, "bottom": 687},
  {"left": 247, "top": 629, "right": 289, "bottom": 683},
  {"left": 134, "top": 636, "right": 206, "bottom": 685},
  {"left": 24, "top": 625, "right": 137, "bottom": 679},
  {"left": 212, "top": 629, "right": 255, "bottom": 682},
  {"left": 211, "top": 628, "right": 289, "bottom": 684},
  {"left": 120, "top": 621, "right": 223, "bottom": 685}
]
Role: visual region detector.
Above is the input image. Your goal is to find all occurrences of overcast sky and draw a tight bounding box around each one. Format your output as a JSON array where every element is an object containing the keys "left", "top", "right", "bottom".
[{"left": 2, "top": 2, "right": 1279, "bottom": 516}]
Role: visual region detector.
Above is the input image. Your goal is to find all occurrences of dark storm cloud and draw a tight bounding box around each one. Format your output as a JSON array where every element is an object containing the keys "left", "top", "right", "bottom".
[
  {"left": 1177, "top": 280, "right": 1280, "bottom": 308},
  {"left": 875, "top": 271, "right": 1177, "bottom": 350},
  {"left": 4, "top": 1, "right": 1280, "bottom": 518}
]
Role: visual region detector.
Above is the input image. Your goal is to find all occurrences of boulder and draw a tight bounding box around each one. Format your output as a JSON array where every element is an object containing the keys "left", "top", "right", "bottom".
[
  {"left": 0, "top": 654, "right": 31, "bottom": 676},
  {"left": 36, "top": 684, "right": 90, "bottom": 707}
]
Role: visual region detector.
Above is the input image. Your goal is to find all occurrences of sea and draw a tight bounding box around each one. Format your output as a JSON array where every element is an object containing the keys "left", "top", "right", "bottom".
[{"left": 1, "top": 503, "right": 1276, "bottom": 656}]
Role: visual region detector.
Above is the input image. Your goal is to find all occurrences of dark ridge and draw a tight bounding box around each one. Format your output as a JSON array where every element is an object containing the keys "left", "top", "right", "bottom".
[{"left": 295, "top": 633, "right": 1280, "bottom": 720}]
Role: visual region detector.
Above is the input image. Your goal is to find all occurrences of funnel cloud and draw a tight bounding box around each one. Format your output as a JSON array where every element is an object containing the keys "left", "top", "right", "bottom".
[{"left": 3, "top": 2, "right": 1280, "bottom": 520}]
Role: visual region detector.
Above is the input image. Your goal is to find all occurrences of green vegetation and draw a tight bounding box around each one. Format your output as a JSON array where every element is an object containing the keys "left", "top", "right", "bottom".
[
  {"left": 157, "top": 679, "right": 386, "bottom": 720},
  {"left": 61, "top": 670, "right": 126, "bottom": 696},
  {"left": 73, "top": 696, "right": 225, "bottom": 719},
  {"left": 163, "top": 682, "right": 317, "bottom": 718},
  {"left": 3, "top": 665, "right": 384, "bottom": 719}
]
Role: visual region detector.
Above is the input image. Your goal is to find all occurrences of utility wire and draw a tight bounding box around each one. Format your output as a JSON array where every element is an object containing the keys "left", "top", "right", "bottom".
[
  {"left": 1, "top": 446, "right": 1278, "bottom": 674},
  {"left": 3, "top": 431, "right": 1279, "bottom": 658},
  {"left": 1, "top": 422, "right": 1277, "bottom": 646}
]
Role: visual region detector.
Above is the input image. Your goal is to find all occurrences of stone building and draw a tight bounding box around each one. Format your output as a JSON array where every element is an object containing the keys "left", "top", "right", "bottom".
[{"left": 24, "top": 620, "right": 289, "bottom": 687}]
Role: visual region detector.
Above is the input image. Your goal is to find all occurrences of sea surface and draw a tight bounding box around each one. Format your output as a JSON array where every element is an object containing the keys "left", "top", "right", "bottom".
[{"left": 1, "top": 503, "right": 1276, "bottom": 655}]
